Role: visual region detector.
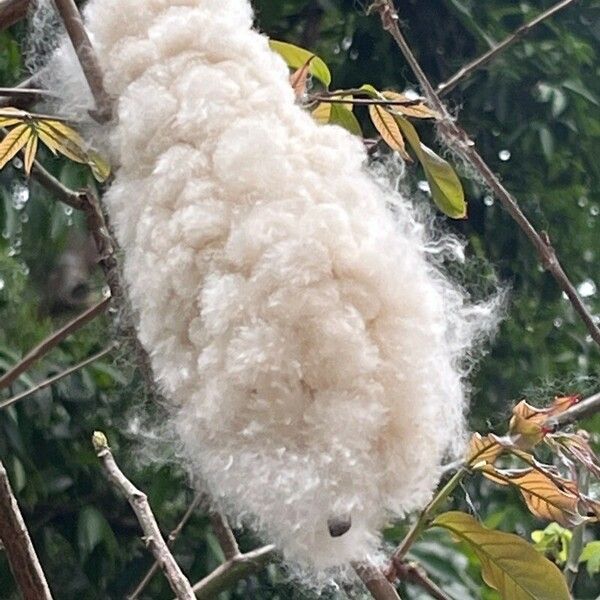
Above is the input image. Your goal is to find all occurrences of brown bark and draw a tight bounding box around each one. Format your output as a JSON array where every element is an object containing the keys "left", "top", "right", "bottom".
[
  {"left": 0, "top": 460, "right": 53, "bottom": 600},
  {"left": 0, "top": 0, "right": 30, "bottom": 31}
]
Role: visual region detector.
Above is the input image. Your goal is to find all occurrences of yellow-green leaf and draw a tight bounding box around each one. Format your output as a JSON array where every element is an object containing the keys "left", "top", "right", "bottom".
[
  {"left": 36, "top": 126, "right": 60, "bottom": 155},
  {"left": 0, "top": 124, "right": 33, "bottom": 170},
  {"left": 23, "top": 132, "right": 38, "bottom": 175},
  {"left": 312, "top": 102, "right": 331, "bottom": 123},
  {"left": 433, "top": 511, "right": 571, "bottom": 600},
  {"left": 87, "top": 151, "right": 111, "bottom": 183},
  {"left": 580, "top": 541, "right": 600, "bottom": 576},
  {"left": 311, "top": 94, "right": 354, "bottom": 124},
  {"left": 36, "top": 120, "right": 88, "bottom": 164},
  {"left": 395, "top": 116, "right": 466, "bottom": 219},
  {"left": 531, "top": 523, "right": 571, "bottom": 566},
  {"left": 330, "top": 104, "right": 362, "bottom": 136},
  {"left": 368, "top": 104, "right": 410, "bottom": 160},
  {"left": 359, "top": 83, "right": 380, "bottom": 98},
  {"left": 0, "top": 107, "right": 28, "bottom": 128},
  {"left": 269, "top": 40, "right": 331, "bottom": 87},
  {"left": 0, "top": 117, "right": 24, "bottom": 128}
]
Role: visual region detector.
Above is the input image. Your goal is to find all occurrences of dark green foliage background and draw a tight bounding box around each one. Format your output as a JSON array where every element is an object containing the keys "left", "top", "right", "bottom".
[{"left": 0, "top": 0, "right": 599, "bottom": 598}]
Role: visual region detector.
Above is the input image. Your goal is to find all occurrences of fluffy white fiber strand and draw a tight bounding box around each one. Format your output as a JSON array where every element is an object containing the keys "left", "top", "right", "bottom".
[{"left": 39, "top": 0, "right": 500, "bottom": 572}]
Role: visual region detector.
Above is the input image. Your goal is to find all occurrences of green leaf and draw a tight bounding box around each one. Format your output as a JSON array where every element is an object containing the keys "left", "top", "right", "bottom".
[
  {"left": 87, "top": 151, "right": 111, "bottom": 183},
  {"left": 433, "top": 511, "right": 571, "bottom": 599},
  {"left": 268, "top": 40, "right": 331, "bottom": 87},
  {"left": 531, "top": 523, "right": 571, "bottom": 565},
  {"left": 561, "top": 79, "right": 599, "bottom": 106},
  {"left": 11, "top": 456, "right": 26, "bottom": 493},
  {"left": 329, "top": 104, "right": 362, "bottom": 136},
  {"left": 394, "top": 116, "right": 467, "bottom": 219},
  {"left": 579, "top": 541, "right": 600, "bottom": 576},
  {"left": 77, "top": 506, "right": 111, "bottom": 558},
  {"left": 359, "top": 83, "right": 380, "bottom": 98}
]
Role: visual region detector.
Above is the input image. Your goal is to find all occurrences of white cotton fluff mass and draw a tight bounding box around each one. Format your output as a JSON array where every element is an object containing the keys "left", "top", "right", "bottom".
[{"left": 40, "top": 0, "right": 500, "bottom": 572}]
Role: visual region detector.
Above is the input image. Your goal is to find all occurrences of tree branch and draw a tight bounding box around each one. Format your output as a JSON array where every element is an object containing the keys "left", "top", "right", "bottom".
[
  {"left": 0, "top": 0, "right": 29, "bottom": 31},
  {"left": 190, "top": 544, "right": 276, "bottom": 599},
  {"left": 372, "top": 0, "right": 600, "bottom": 348},
  {"left": 352, "top": 560, "right": 402, "bottom": 600},
  {"left": 0, "top": 87, "right": 54, "bottom": 101},
  {"left": 437, "top": 0, "right": 578, "bottom": 96},
  {"left": 30, "top": 159, "right": 88, "bottom": 210},
  {"left": 0, "top": 75, "right": 43, "bottom": 108},
  {"left": 547, "top": 392, "right": 600, "bottom": 429},
  {"left": 209, "top": 511, "right": 240, "bottom": 560},
  {"left": 307, "top": 94, "right": 425, "bottom": 107},
  {"left": 0, "top": 459, "right": 53, "bottom": 600},
  {"left": 92, "top": 432, "right": 195, "bottom": 599},
  {"left": 0, "top": 343, "right": 116, "bottom": 410},
  {"left": 393, "top": 561, "right": 451, "bottom": 600},
  {"left": 128, "top": 494, "right": 203, "bottom": 600},
  {"left": 51, "top": 0, "right": 112, "bottom": 122},
  {"left": 0, "top": 295, "right": 110, "bottom": 390}
]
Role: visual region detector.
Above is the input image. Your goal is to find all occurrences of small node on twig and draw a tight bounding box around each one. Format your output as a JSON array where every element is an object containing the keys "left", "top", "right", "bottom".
[{"left": 92, "top": 430, "right": 108, "bottom": 452}]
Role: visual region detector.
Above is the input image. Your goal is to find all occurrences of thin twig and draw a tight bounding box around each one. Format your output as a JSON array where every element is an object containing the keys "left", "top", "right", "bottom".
[
  {"left": 0, "top": 88, "right": 54, "bottom": 100},
  {"left": 352, "top": 560, "right": 402, "bottom": 600},
  {"left": 128, "top": 494, "right": 203, "bottom": 600},
  {"left": 0, "top": 295, "right": 110, "bottom": 390},
  {"left": 373, "top": 0, "right": 600, "bottom": 348},
  {"left": 308, "top": 95, "right": 425, "bottom": 107},
  {"left": 0, "top": 108, "right": 71, "bottom": 122},
  {"left": 0, "top": 459, "right": 53, "bottom": 600},
  {"left": 0, "top": 0, "right": 29, "bottom": 31},
  {"left": 52, "top": 0, "right": 113, "bottom": 122},
  {"left": 0, "top": 343, "right": 116, "bottom": 410},
  {"left": 92, "top": 432, "right": 195, "bottom": 599},
  {"left": 547, "top": 392, "right": 600, "bottom": 428},
  {"left": 388, "top": 467, "right": 468, "bottom": 571},
  {"left": 30, "top": 159, "right": 88, "bottom": 210},
  {"left": 0, "top": 75, "right": 42, "bottom": 108},
  {"left": 209, "top": 511, "right": 240, "bottom": 560},
  {"left": 190, "top": 545, "right": 276, "bottom": 599},
  {"left": 437, "top": 0, "right": 578, "bottom": 96},
  {"left": 393, "top": 561, "right": 451, "bottom": 600}
]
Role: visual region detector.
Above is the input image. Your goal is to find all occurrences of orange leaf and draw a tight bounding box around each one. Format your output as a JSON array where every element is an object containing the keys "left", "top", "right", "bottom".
[
  {"left": 290, "top": 56, "right": 314, "bottom": 98},
  {"left": 481, "top": 465, "right": 585, "bottom": 527},
  {"left": 466, "top": 433, "right": 505, "bottom": 466},
  {"left": 551, "top": 432, "right": 600, "bottom": 478},
  {"left": 368, "top": 105, "right": 411, "bottom": 161},
  {"left": 382, "top": 91, "right": 440, "bottom": 119},
  {"left": 509, "top": 396, "right": 581, "bottom": 449},
  {"left": 547, "top": 395, "right": 580, "bottom": 416}
]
